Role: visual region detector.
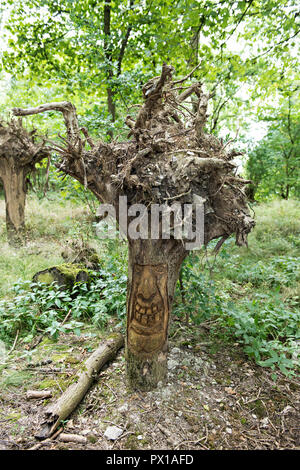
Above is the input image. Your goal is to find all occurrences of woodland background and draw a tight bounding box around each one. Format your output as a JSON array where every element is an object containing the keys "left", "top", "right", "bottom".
[{"left": 0, "top": 0, "right": 299, "bottom": 450}]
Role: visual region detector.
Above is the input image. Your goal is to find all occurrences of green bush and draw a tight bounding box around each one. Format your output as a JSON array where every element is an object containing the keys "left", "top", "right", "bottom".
[{"left": 217, "top": 296, "right": 300, "bottom": 376}]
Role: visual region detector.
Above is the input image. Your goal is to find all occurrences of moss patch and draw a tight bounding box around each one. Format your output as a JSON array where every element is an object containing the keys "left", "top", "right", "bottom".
[{"left": 33, "top": 263, "right": 89, "bottom": 289}]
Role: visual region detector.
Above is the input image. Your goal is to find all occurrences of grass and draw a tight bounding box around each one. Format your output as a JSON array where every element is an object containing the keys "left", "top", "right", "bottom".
[
  {"left": 213, "top": 199, "right": 300, "bottom": 296},
  {"left": 0, "top": 193, "right": 104, "bottom": 297}
]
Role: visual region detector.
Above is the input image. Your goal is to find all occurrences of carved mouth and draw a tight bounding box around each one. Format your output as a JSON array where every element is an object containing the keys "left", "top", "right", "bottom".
[{"left": 133, "top": 299, "right": 162, "bottom": 328}]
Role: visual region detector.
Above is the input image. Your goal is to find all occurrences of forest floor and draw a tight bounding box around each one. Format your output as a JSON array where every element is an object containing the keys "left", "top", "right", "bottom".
[
  {"left": 0, "top": 195, "right": 299, "bottom": 450},
  {"left": 0, "top": 320, "right": 299, "bottom": 450}
]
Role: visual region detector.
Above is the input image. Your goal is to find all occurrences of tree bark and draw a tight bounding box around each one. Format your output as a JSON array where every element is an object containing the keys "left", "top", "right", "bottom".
[
  {"left": 33, "top": 264, "right": 90, "bottom": 289},
  {"left": 1, "top": 162, "right": 27, "bottom": 245},
  {"left": 0, "top": 120, "right": 49, "bottom": 244},
  {"left": 104, "top": 0, "right": 116, "bottom": 130},
  {"left": 126, "top": 239, "right": 187, "bottom": 390}
]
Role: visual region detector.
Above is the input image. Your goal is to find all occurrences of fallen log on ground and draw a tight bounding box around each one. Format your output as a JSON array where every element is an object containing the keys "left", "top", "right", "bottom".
[{"left": 35, "top": 332, "right": 124, "bottom": 440}]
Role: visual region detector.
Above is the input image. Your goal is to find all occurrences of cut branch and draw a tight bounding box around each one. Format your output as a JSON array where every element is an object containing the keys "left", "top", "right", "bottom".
[{"left": 35, "top": 333, "right": 124, "bottom": 440}]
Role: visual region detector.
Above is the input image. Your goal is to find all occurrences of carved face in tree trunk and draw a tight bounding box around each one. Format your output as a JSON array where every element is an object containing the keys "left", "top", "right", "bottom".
[{"left": 127, "top": 264, "right": 169, "bottom": 356}]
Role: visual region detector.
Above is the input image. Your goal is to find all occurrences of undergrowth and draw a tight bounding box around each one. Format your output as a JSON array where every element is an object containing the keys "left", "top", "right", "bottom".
[
  {"left": 0, "top": 263, "right": 127, "bottom": 345},
  {"left": 173, "top": 199, "right": 300, "bottom": 377}
]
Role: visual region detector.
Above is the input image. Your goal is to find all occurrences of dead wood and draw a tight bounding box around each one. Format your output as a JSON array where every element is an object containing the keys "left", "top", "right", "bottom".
[
  {"left": 0, "top": 119, "right": 49, "bottom": 244},
  {"left": 35, "top": 333, "right": 124, "bottom": 440},
  {"left": 12, "top": 63, "right": 255, "bottom": 247},
  {"left": 158, "top": 423, "right": 179, "bottom": 447},
  {"left": 26, "top": 391, "right": 52, "bottom": 399},
  {"left": 28, "top": 428, "right": 63, "bottom": 450},
  {"left": 12, "top": 102, "right": 79, "bottom": 143},
  {"left": 33, "top": 264, "right": 90, "bottom": 289},
  {"left": 58, "top": 433, "right": 87, "bottom": 444}
]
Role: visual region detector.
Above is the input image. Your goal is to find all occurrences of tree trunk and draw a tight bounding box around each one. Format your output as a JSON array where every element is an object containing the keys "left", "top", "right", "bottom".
[
  {"left": 12, "top": 66, "right": 256, "bottom": 392},
  {"left": 126, "top": 239, "right": 187, "bottom": 390},
  {"left": 1, "top": 162, "right": 27, "bottom": 245},
  {"left": 107, "top": 86, "right": 116, "bottom": 123},
  {"left": 33, "top": 264, "right": 90, "bottom": 289},
  {"left": 103, "top": 0, "right": 116, "bottom": 136}
]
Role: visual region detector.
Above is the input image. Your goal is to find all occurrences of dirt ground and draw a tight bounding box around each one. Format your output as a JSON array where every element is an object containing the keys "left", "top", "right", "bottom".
[{"left": 0, "top": 321, "right": 299, "bottom": 451}]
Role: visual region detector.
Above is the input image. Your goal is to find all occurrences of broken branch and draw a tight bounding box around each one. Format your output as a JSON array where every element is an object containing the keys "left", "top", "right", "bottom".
[
  {"left": 13, "top": 102, "right": 80, "bottom": 143},
  {"left": 35, "top": 333, "right": 124, "bottom": 440}
]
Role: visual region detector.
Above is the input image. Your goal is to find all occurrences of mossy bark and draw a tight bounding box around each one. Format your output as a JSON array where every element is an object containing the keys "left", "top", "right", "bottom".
[{"left": 126, "top": 239, "right": 187, "bottom": 391}]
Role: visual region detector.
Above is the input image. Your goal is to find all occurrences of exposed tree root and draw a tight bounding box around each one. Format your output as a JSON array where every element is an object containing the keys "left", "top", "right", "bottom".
[{"left": 12, "top": 63, "right": 255, "bottom": 246}]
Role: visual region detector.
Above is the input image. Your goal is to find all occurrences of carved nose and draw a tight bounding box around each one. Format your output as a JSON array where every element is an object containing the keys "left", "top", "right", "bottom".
[{"left": 139, "top": 271, "right": 155, "bottom": 300}]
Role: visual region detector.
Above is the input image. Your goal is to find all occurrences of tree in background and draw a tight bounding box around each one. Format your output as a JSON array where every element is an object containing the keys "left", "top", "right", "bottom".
[
  {"left": 0, "top": 119, "right": 49, "bottom": 244},
  {"left": 247, "top": 86, "right": 300, "bottom": 200}
]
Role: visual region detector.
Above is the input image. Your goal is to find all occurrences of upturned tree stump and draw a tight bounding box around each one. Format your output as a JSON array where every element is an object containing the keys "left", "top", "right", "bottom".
[
  {"left": 13, "top": 64, "right": 255, "bottom": 390},
  {"left": 0, "top": 119, "right": 49, "bottom": 245}
]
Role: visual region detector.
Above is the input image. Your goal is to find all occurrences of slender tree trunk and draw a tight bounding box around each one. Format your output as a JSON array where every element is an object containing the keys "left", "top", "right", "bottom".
[
  {"left": 104, "top": 0, "right": 116, "bottom": 135},
  {"left": 285, "top": 184, "right": 290, "bottom": 200},
  {"left": 107, "top": 82, "right": 116, "bottom": 123},
  {"left": 126, "top": 239, "right": 187, "bottom": 390},
  {"left": 1, "top": 162, "right": 27, "bottom": 245}
]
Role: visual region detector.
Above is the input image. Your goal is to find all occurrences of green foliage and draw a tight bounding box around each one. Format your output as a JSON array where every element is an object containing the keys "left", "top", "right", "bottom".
[
  {"left": 174, "top": 254, "right": 223, "bottom": 323},
  {"left": 0, "top": 0, "right": 299, "bottom": 202},
  {"left": 0, "top": 265, "right": 127, "bottom": 344},
  {"left": 223, "top": 256, "right": 300, "bottom": 289},
  {"left": 246, "top": 88, "right": 300, "bottom": 200},
  {"left": 174, "top": 258, "right": 299, "bottom": 376},
  {"left": 217, "top": 296, "right": 299, "bottom": 375},
  {"left": 173, "top": 200, "right": 300, "bottom": 377},
  {"left": 0, "top": 280, "right": 81, "bottom": 342},
  {"left": 1, "top": 0, "right": 299, "bottom": 135}
]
